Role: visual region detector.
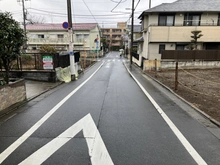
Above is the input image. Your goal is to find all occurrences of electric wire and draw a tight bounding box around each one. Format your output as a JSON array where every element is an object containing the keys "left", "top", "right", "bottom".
[
  {"left": 110, "top": 0, "right": 127, "bottom": 3},
  {"left": 28, "top": 8, "right": 131, "bottom": 17},
  {"left": 111, "top": 0, "right": 124, "bottom": 12},
  {"left": 81, "top": 0, "right": 98, "bottom": 23}
]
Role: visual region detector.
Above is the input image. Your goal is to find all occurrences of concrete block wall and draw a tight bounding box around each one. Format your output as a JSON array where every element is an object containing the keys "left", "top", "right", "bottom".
[
  {"left": 143, "top": 60, "right": 220, "bottom": 71},
  {"left": 0, "top": 79, "right": 26, "bottom": 112}
]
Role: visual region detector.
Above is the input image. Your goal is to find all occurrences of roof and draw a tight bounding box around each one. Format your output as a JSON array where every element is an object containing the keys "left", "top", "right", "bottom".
[
  {"left": 141, "top": 0, "right": 220, "bottom": 16},
  {"left": 26, "top": 23, "right": 98, "bottom": 31}
]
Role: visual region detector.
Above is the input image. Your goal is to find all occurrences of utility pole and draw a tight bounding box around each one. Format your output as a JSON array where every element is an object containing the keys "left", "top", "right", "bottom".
[
  {"left": 67, "top": 0, "right": 76, "bottom": 80},
  {"left": 130, "top": 0, "right": 134, "bottom": 66},
  {"left": 18, "top": 0, "right": 29, "bottom": 50},
  {"left": 149, "top": 0, "right": 151, "bottom": 8},
  {"left": 22, "top": 0, "right": 26, "bottom": 43}
]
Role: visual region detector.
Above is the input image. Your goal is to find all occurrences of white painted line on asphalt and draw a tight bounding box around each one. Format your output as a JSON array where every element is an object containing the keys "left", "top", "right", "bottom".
[
  {"left": 19, "top": 114, "right": 113, "bottom": 165},
  {"left": 0, "top": 62, "right": 105, "bottom": 164},
  {"left": 125, "top": 65, "right": 208, "bottom": 165}
]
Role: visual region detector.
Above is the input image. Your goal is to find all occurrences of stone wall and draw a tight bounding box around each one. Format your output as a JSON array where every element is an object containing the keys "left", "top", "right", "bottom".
[{"left": 0, "top": 79, "right": 26, "bottom": 112}]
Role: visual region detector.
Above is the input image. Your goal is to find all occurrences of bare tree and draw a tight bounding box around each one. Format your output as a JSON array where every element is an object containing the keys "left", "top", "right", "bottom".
[{"left": 26, "top": 12, "right": 46, "bottom": 24}]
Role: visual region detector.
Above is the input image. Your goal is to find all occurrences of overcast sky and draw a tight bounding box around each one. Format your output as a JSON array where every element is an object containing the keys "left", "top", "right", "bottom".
[{"left": 0, "top": 0, "right": 176, "bottom": 27}]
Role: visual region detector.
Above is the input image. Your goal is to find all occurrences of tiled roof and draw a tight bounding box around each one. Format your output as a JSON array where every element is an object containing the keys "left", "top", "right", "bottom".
[
  {"left": 26, "top": 23, "right": 98, "bottom": 31},
  {"left": 143, "top": 0, "right": 220, "bottom": 13}
]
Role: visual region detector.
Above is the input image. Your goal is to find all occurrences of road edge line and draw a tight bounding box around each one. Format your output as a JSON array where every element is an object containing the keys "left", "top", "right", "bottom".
[{"left": 123, "top": 62, "right": 207, "bottom": 165}]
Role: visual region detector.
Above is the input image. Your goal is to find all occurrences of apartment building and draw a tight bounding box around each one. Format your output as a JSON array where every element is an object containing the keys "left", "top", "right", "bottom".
[
  {"left": 101, "top": 22, "right": 127, "bottom": 51},
  {"left": 136, "top": 0, "right": 220, "bottom": 68},
  {"left": 26, "top": 23, "right": 101, "bottom": 54}
]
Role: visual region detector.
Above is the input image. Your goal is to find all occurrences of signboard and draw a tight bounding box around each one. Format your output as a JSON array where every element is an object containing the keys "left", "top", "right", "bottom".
[{"left": 43, "top": 56, "right": 53, "bottom": 69}]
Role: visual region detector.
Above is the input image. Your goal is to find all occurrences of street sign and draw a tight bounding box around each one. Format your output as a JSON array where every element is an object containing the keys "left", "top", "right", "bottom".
[{"left": 62, "top": 22, "right": 69, "bottom": 29}]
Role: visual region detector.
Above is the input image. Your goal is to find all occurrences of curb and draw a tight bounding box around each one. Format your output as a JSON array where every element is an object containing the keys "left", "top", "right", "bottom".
[{"left": 124, "top": 62, "right": 220, "bottom": 128}]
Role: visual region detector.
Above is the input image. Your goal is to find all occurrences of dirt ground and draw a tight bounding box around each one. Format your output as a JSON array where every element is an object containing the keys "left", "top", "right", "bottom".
[{"left": 146, "top": 68, "right": 220, "bottom": 123}]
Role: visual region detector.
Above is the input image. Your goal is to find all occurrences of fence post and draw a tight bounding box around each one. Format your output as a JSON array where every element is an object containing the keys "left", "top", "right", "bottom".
[
  {"left": 19, "top": 56, "right": 22, "bottom": 71},
  {"left": 155, "top": 58, "right": 157, "bottom": 78},
  {"left": 175, "top": 61, "right": 178, "bottom": 90}
]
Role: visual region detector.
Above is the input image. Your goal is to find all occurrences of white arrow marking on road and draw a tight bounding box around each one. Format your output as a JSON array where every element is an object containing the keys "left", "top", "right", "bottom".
[
  {"left": 0, "top": 62, "right": 105, "bottom": 164},
  {"left": 19, "top": 113, "right": 113, "bottom": 165}
]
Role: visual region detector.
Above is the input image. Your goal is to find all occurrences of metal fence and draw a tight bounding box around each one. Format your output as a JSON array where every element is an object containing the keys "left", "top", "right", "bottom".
[
  {"left": 0, "top": 53, "right": 71, "bottom": 71},
  {"left": 161, "top": 50, "right": 220, "bottom": 61}
]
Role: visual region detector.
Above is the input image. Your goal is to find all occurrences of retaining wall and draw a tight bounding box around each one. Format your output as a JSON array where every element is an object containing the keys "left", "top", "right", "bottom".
[
  {"left": 0, "top": 79, "right": 26, "bottom": 112},
  {"left": 143, "top": 60, "right": 220, "bottom": 71}
]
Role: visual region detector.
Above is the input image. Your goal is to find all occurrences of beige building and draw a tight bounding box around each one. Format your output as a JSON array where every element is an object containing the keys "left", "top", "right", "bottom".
[
  {"left": 26, "top": 23, "right": 101, "bottom": 54},
  {"left": 136, "top": 0, "right": 220, "bottom": 69},
  {"left": 101, "top": 22, "right": 127, "bottom": 51}
]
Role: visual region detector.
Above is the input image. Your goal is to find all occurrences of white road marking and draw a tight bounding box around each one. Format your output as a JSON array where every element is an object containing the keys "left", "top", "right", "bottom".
[
  {"left": 105, "top": 62, "right": 111, "bottom": 68},
  {"left": 124, "top": 64, "right": 208, "bottom": 165},
  {"left": 0, "top": 62, "right": 105, "bottom": 164},
  {"left": 19, "top": 114, "right": 113, "bottom": 165}
]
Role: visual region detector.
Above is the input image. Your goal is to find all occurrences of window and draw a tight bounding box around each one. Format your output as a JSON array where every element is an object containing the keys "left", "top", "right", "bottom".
[
  {"left": 84, "top": 34, "right": 89, "bottom": 39},
  {"left": 218, "top": 14, "right": 220, "bottom": 26},
  {"left": 184, "top": 14, "right": 201, "bottom": 26},
  {"left": 29, "top": 34, "right": 37, "bottom": 38},
  {"left": 38, "top": 34, "right": 44, "bottom": 38},
  {"left": 158, "top": 15, "right": 174, "bottom": 26},
  {"left": 57, "top": 34, "right": 64, "bottom": 38},
  {"left": 159, "top": 44, "right": 165, "bottom": 54}
]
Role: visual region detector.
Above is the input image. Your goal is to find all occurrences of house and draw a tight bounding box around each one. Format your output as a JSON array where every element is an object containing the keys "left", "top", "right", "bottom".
[
  {"left": 101, "top": 22, "right": 127, "bottom": 51},
  {"left": 137, "top": 0, "right": 220, "bottom": 70},
  {"left": 125, "top": 25, "right": 142, "bottom": 59},
  {"left": 26, "top": 23, "right": 101, "bottom": 55}
]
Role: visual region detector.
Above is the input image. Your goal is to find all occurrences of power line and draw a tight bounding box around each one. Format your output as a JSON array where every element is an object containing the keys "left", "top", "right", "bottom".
[
  {"left": 111, "top": 0, "right": 125, "bottom": 12},
  {"left": 81, "top": 0, "right": 98, "bottom": 23},
  {"left": 28, "top": 8, "right": 131, "bottom": 17}
]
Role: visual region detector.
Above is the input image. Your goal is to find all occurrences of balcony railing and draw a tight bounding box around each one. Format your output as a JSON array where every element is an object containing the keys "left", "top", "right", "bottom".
[{"left": 28, "top": 38, "right": 69, "bottom": 44}]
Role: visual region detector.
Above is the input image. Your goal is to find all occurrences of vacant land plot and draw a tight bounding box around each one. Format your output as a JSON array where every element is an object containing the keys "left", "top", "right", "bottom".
[{"left": 146, "top": 68, "right": 220, "bottom": 123}]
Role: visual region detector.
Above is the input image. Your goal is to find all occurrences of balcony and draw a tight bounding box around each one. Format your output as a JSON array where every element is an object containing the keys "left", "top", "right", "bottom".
[
  {"left": 149, "top": 26, "right": 220, "bottom": 42},
  {"left": 28, "top": 38, "right": 69, "bottom": 45},
  {"left": 112, "top": 37, "right": 121, "bottom": 41},
  {"left": 111, "top": 42, "right": 121, "bottom": 46}
]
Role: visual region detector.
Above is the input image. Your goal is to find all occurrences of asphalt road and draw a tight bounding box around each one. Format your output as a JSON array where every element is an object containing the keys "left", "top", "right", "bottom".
[{"left": 0, "top": 52, "right": 220, "bottom": 165}]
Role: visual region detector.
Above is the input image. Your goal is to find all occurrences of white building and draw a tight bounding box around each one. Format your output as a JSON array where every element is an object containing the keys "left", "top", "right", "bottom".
[
  {"left": 26, "top": 23, "right": 101, "bottom": 54},
  {"left": 137, "top": 0, "right": 220, "bottom": 70}
]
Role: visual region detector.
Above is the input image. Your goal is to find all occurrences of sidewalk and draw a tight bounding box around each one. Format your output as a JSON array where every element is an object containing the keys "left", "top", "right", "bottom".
[{"left": 25, "top": 80, "right": 62, "bottom": 99}]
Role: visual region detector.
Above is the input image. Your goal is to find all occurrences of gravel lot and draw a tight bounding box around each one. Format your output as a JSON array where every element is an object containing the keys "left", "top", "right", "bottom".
[{"left": 146, "top": 68, "right": 220, "bottom": 124}]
